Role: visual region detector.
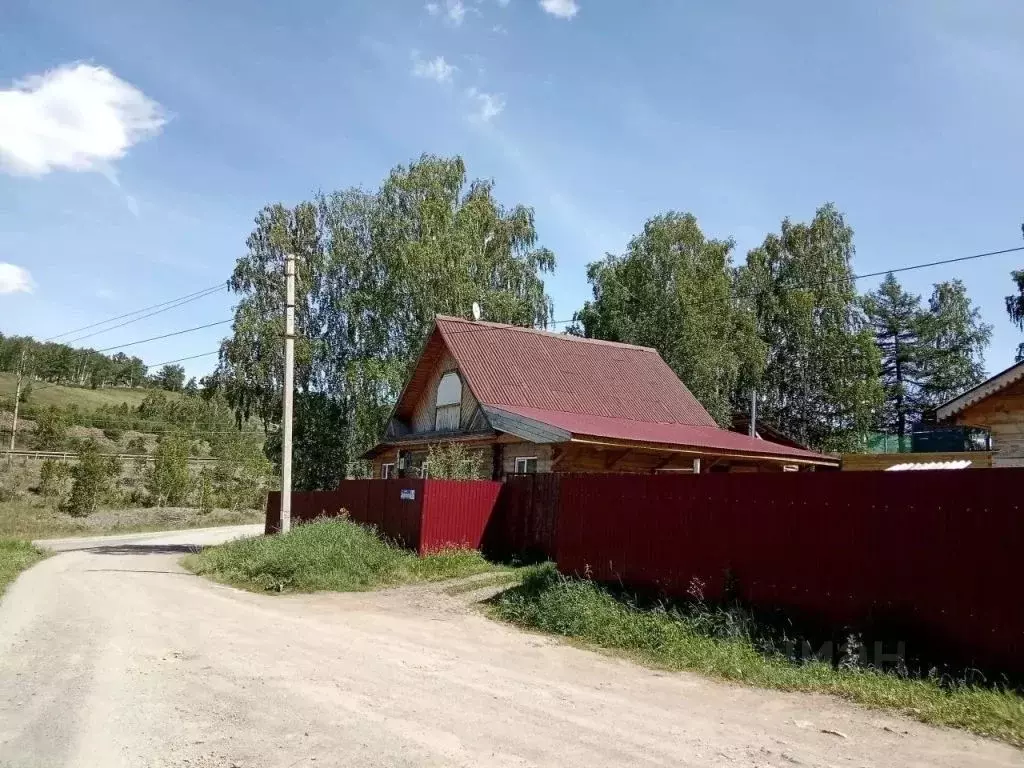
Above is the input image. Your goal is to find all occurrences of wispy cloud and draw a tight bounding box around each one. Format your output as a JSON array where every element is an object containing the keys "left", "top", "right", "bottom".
[
  {"left": 412, "top": 53, "right": 457, "bottom": 84},
  {"left": 0, "top": 263, "right": 33, "bottom": 294},
  {"left": 539, "top": 0, "right": 579, "bottom": 19},
  {"left": 0, "top": 63, "right": 165, "bottom": 176},
  {"left": 467, "top": 87, "right": 505, "bottom": 122},
  {"left": 426, "top": 0, "right": 468, "bottom": 25}
]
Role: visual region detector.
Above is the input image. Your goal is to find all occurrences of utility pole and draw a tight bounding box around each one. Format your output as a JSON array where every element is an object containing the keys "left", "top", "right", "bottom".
[
  {"left": 9, "top": 348, "right": 27, "bottom": 452},
  {"left": 280, "top": 253, "right": 296, "bottom": 534},
  {"left": 749, "top": 389, "right": 758, "bottom": 438}
]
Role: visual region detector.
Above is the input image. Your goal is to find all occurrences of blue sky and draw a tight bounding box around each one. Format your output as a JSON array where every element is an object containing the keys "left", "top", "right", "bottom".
[{"left": 1, "top": 0, "right": 1023, "bottom": 378}]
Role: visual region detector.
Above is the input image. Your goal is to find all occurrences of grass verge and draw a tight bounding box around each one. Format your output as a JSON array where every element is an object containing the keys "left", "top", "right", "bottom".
[
  {"left": 183, "top": 517, "right": 502, "bottom": 593},
  {"left": 0, "top": 499, "right": 262, "bottom": 540},
  {"left": 490, "top": 565, "right": 1024, "bottom": 748},
  {"left": 0, "top": 538, "right": 47, "bottom": 597}
]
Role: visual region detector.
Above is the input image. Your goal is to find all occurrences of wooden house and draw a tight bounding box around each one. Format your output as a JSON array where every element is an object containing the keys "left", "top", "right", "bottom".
[
  {"left": 364, "top": 316, "right": 837, "bottom": 478},
  {"left": 936, "top": 360, "right": 1024, "bottom": 468}
]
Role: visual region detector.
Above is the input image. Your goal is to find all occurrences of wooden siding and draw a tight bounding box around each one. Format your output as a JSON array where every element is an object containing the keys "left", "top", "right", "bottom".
[
  {"left": 501, "top": 442, "right": 553, "bottom": 477},
  {"left": 841, "top": 451, "right": 993, "bottom": 471},
  {"left": 410, "top": 350, "right": 480, "bottom": 434},
  {"left": 952, "top": 377, "right": 1024, "bottom": 468}
]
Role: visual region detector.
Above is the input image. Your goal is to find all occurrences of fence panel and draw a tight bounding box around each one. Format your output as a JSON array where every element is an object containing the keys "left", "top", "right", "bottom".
[
  {"left": 420, "top": 479, "right": 502, "bottom": 554},
  {"left": 483, "top": 474, "right": 560, "bottom": 562},
  {"left": 556, "top": 469, "right": 1024, "bottom": 675}
]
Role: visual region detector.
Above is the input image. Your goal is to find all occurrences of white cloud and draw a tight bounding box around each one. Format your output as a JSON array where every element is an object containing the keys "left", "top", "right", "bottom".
[
  {"left": 467, "top": 87, "right": 505, "bottom": 122},
  {"left": 425, "top": 0, "right": 467, "bottom": 25},
  {"left": 539, "top": 0, "right": 579, "bottom": 19},
  {"left": 412, "top": 54, "right": 457, "bottom": 84},
  {"left": 497, "top": 0, "right": 512, "bottom": 6},
  {"left": 0, "top": 263, "right": 33, "bottom": 294},
  {"left": 492, "top": 24, "right": 508, "bottom": 34},
  {"left": 0, "top": 63, "right": 165, "bottom": 176},
  {"left": 449, "top": 0, "right": 468, "bottom": 24}
]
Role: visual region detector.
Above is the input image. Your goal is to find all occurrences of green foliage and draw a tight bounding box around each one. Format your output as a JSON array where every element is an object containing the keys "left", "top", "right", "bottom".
[
  {"left": 38, "top": 459, "right": 71, "bottom": 499},
  {"left": 18, "top": 380, "right": 31, "bottom": 404},
  {"left": 1007, "top": 269, "right": 1024, "bottom": 362},
  {"left": 153, "top": 364, "right": 186, "bottom": 392},
  {"left": 126, "top": 436, "right": 147, "bottom": 455},
  {"left": 183, "top": 518, "right": 497, "bottom": 593},
  {"left": 861, "top": 274, "right": 930, "bottom": 437},
  {"left": 209, "top": 432, "right": 273, "bottom": 511},
  {"left": 34, "top": 405, "right": 70, "bottom": 451},
  {"left": 735, "top": 205, "right": 883, "bottom": 450},
  {"left": 146, "top": 432, "right": 192, "bottom": 507},
  {"left": 426, "top": 442, "right": 486, "bottom": 479},
  {"left": 918, "top": 280, "right": 991, "bottom": 407},
  {"left": 0, "top": 538, "right": 47, "bottom": 596},
  {"left": 573, "top": 212, "right": 764, "bottom": 425},
  {"left": 0, "top": 334, "right": 146, "bottom": 389},
  {"left": 62, "top": 440, "right": 120, "bottom": 517},
  {"left": 102, "top": 427, "right": 123, "bottom": 442},
  {"left": 217, "top": 154, "right": 556, "bottom": 489},
  {"left": 492, "top": 566, "right": 1024, "bottom": 747},
  {"left": 196, "top": 468, "right": 215, "bottom": 515}
]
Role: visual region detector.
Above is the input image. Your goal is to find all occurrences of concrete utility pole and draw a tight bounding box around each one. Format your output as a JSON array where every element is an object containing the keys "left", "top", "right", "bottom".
[
  {"left": 9, "top": 349, "right": 27, "bottom": 452},
  {"left": 280, "top": 253, "right": 296, "bottom": 534},
  {"left": 749, "top": 389, "right": 758, "bottom": 438}
]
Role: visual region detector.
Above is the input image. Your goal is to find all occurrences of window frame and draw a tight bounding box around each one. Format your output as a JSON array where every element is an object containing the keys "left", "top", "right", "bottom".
[
  {"left": 381, "top": 463, "right": 395, "bottom": 479},
  {"left": 514, "top": 456, "right": 538, "bottom": 474}
]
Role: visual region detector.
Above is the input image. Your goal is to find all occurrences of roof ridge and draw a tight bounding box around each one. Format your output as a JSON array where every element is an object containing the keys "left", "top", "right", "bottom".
[{"left": 434, "top": 315, "right": 658, "bottom": 353}]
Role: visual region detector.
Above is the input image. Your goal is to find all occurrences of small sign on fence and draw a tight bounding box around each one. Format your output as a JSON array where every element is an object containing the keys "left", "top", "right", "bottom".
[{"left": 400, "top": 488, "right": 416, "bottom": 501}]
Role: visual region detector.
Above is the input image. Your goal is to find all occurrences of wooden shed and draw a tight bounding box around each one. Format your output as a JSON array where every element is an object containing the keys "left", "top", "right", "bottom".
[{"left": 936, "top": 360, "right": 1024, "bottom": 468}]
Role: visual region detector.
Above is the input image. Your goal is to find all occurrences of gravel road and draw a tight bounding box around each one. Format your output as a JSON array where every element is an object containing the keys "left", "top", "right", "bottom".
[{"left": 0, "top": 526, "right": 1018, "bottom": 768}]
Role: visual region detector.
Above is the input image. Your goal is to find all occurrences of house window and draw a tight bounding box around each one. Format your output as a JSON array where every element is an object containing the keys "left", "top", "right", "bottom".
[
  {"left": 420, "top": 461, "right": 429, "bottom": 479},
  {"left": 435, "top": 370, "right": 462, "bottom": 432},
  {"left": 381, "top": 463, "right": 395, "bottom": 479},
  {"left": 514, "top": 456, "right": 538, "bottom": 474}
]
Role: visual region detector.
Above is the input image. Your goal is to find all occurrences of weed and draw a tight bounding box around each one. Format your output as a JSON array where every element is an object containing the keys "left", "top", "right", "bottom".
[
  {"left": 490, "top": 566, "right": 1024, "bottom": 747},
  {"left": 183, "top": 517, "right": 500, "bottom": 593},
  {"left": 0, "top": 538, "right": 47, "bottom": 596}
]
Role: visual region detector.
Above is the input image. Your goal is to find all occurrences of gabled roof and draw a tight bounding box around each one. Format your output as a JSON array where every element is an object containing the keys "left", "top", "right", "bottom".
[
  {"left": 936, "top": 360, "right": 1024, "bottom": 421},
  {"left": 387, "top": 316, "right": 836, "bottom": 465}
]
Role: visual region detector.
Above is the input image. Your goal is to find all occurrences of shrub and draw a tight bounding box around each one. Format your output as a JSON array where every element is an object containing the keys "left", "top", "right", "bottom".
[
  {"left": 102, "top": 427, "right": 124, "bottom": 442},
  {"left": 34, "top": 406, "right": 69, "bottom": 451},
  {"left": 38, "top": 459, "right": 71, "bottom": 499},
  {"left": 146, "top": 432, "right": 192, "bottom": 507},
  {"left": 125, "top": 436, "right": 147, "bottom": 455},
  {"left": 426, "top": 442, "right": 486, "bottom": 480},
  {"left": 62, "top": 440, "right": 120, "bottom": 517},
  {"left": 197, "top": 468, "right": 215, "bottom": 515}
]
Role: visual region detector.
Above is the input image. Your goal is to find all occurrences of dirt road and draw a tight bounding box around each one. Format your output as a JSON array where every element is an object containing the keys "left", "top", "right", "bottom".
[{"left": 0, "top": 526, "right": 1018, "bottom": 768}]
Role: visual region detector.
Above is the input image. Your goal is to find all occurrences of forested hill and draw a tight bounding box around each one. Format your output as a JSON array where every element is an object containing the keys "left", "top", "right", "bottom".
[{"left": 0, "top": 333, "right": 189, "bottom": 393}]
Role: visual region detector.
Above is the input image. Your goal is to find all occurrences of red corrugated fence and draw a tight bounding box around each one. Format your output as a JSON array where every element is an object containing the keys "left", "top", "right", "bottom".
[
  {"left": 555, "top": 469, "right": 1024, "bottom": 675},
  {"left": 266, "top": 478, "right": 500, "bottom": 554}
]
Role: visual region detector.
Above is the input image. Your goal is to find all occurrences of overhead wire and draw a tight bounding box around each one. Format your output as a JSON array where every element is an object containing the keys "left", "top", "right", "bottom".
[{"left": 44, "top": 282, "right": 225, "bottom": 342}]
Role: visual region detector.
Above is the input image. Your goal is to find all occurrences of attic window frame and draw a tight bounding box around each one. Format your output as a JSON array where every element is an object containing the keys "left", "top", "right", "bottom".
[{"left": 435, "top": 370, "right": 463, "bottom": 432}]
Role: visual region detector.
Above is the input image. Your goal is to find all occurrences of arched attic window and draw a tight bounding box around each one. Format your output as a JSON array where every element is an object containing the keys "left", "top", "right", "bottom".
[{"left": 435, "top": 371, "right": 462, "bottom": 432}]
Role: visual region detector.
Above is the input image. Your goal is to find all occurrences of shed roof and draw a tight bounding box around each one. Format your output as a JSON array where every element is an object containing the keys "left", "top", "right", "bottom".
[
  {"left": 388, "top": 316, "right": 836, "bottom": 465},
  {"left": 935, "top": 360, "right": 1024, "bottom": 421}
]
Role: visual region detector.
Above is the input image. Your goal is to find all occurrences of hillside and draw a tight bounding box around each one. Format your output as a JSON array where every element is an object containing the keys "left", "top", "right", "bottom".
[{"left": 0, "top": 373, "right": 179, "bottom": 411}]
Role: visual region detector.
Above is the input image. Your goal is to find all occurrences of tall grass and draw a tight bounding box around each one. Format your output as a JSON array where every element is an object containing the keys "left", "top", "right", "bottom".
[
  {"left": 183, "top": 517, "right": 499, "bottom": 593},
  {"left": 0, "top": 538, "right": 47, "bottom": 596},
  {"left": 491, "top": 565, "right": 1024, "bottom": 747}
]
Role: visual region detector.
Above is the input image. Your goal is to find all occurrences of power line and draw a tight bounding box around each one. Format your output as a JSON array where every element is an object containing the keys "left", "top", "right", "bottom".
[
  {"left": 93, "top": 320, "right": 232, "bottom": 354},
  {"left": 147, "top": 351, "right": 220, "bottom": 369},
  {"left": 61, "top": 286, "right": 226, "bottom": 346},
  {"left": 44, "top": 283, "right": 225, "bottom": 342}
]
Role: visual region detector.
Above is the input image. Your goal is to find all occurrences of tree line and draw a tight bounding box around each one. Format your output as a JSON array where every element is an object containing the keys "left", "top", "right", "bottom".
[
  {"left": 0, "top": 334, "right": 191, "bottom": 393},
  {"left": 201, "top": 154, "right": 1015, "bottom": 487}
]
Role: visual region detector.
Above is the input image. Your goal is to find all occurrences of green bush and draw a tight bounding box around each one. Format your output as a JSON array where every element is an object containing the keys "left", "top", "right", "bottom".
[
  {"left": 62, "top": 441, "right": 120, "bottom": 517},
  {"left": 125, "top": 436, "right": 147, "bottom": 455},
  {"left": 102, "top": 427, "right": 124, "bottom": 442},
  {"left": 146, "top": 432, "right": 191, "bottom": 507},
  {"left": 34, "top": 406, "right": 69, "bottom": 451},
  {"left": 184, "top": 518, "right": 495, "bottom": 593},
  {"left": 426, "top": 442, "right": 486, "bottom": 479},
  {"left": 38, "top": 459, "right": 71, "bottom": 499}
]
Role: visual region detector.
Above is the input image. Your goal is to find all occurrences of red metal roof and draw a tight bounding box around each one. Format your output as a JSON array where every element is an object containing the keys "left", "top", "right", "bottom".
[
  {"left": 489, "top": 405, "right": 834, "bottom": 464},
  {"left": 391, "top": 316, "right": 836, "bottom": 464},
  {"left": 435, "top": 316, "right": 718, "bottom": 428}
]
